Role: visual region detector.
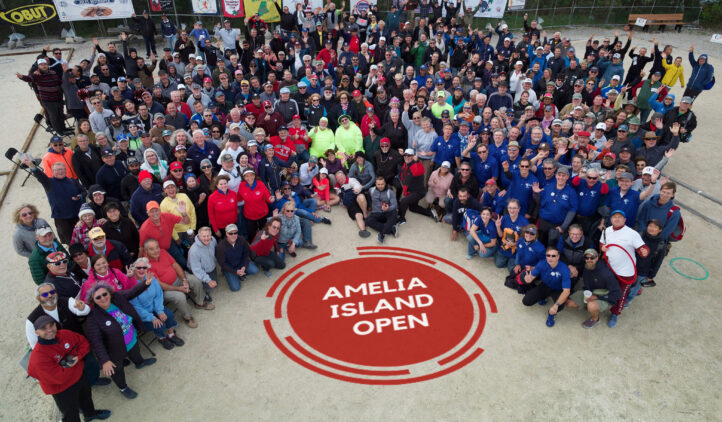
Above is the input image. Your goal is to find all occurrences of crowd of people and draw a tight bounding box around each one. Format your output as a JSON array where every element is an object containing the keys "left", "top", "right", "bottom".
[{"left": 14, "top": 3, "right": 707, "bottom": 420}]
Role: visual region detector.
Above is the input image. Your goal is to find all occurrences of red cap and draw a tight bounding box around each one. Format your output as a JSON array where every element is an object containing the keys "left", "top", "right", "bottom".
[
  {"left": 485, "top": 178, "right": 496, "bottom": 186},
  {"left": 310, "top": 74, "right": 318, "bottom": 80},
  {"left": 380, "top": 137, "right": 391, "bottom": 146},
  {"left": 578, "top": 131, "right": 591, "bottom": 137},
  {"left": 604, "top": 151, "right": 616, "bottom": 159},
  {"left": 203, "top": 77, "right": 212, "bottom": 83},
  {"left": 170, "top": 161, "right": 182, "bottom": 170},
  {"left": 292, "top": 114, "right": 301, "bottom": 120},
  {"left": 263, "top": 100, "right": 272, "bottom": 107},
  {"left": 378, "top": 76, "right": 385, "bottom": 83},
  {"left": 138, "top": 170, "right": 153, "bottom": 183},
  {"left": 352, "top": 89, "right": 361, "bottom": 96}
]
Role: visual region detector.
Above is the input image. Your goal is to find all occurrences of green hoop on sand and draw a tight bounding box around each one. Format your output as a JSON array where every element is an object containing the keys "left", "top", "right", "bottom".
[{"left": 669, "top": 257, "right": 709, "bottom": 280}]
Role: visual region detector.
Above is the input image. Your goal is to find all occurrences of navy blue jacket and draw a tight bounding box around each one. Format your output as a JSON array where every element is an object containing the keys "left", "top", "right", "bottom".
[
  {"left": 31, "top": 169, "right": 84, "bottom": 219},
  {"left": 95, "top": 162, "right": 128, "bottom": 200},
  {"left": 129, "top": 184, "right": 164, "bottom": 224}
]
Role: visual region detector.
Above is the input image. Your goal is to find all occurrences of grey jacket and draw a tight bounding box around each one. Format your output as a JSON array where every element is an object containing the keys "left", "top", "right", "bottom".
[
  {"left": 188, "top": 236, "right": 218, "bottom": 283},
  {"left": 369, "top": 186, "right": 397, "bottom": 214},
  {"left": 278, "top": 214, "right": 302, "bottom": 245},
  {"left": 348, "top": 162, "right": 376, "bottom": 190},
  {"left": 14, "top": 218, "right": 51, "bottom": 258}
]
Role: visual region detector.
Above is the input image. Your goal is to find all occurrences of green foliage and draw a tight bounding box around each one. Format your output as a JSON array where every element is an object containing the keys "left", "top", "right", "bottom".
[{"left": 700, "top": 1, "right": 722, "bottom": 28}]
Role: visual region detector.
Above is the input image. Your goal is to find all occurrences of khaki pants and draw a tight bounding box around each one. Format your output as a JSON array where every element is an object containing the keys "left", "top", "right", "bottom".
[
  {"left": 163, "top": 274, "right": 205, "bottom": 319},
  {"left": 421, "top": 159, "right": 434, "bottom": 186}
]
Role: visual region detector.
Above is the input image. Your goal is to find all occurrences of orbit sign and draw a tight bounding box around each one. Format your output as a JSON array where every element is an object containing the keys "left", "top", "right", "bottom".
[{"left": 264, "top": 246, "right": 497, "bottom": 384}]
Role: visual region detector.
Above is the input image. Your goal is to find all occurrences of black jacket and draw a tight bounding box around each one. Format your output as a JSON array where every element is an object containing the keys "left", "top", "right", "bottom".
[
  {"left": 28, "top": 297, "right": 85, "bottom": 336},
  {"left": 85, "top": 282, "right": 148, "bottom": 364},
  {"left": 72, "top": 145, "right": 103, "bottom": 188}
]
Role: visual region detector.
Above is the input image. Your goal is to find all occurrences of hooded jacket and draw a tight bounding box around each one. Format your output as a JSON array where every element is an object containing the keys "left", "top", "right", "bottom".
[
  {"left": 188, "top": 236, "right": 218, "bottom": 283},
  {"left": 687, "top": 53, "right": 714, "bottom": 91},
  {"left": 637, "top": 194, "right": 681, "bottom": 241}
]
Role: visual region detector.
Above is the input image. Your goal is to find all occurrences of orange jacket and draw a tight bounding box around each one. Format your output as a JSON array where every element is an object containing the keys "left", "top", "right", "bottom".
[{"left": 41, "top": 148, "right": 77, "bottom": 179}]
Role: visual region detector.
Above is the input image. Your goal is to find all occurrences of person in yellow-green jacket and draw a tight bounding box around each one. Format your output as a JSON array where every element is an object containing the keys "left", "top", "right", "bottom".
[
  {"left": 661, "top": 54, "right": 685, "bottom": 89},
  {"left": 334, "top": 114, "right": 363, "bottom": 165},
  {"left": 309, "top": 117, "right": 336, "bottom": 159}
]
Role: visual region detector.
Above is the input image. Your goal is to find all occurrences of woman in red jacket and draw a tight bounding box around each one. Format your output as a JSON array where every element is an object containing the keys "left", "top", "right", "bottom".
[
  {"left": 238, "top": 168, "right": 274, "bottom": 242},
  {"left": 250, "top": 217, "right": 285, "bottom": 277},
  {"left": 207, "top": 174, "right": 238, "bottom": 238}
]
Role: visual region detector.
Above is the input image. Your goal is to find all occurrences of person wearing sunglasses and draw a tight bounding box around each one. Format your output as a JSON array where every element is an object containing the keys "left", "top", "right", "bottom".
[
  {"left": 128, "top": 257, "right": 185, "bottom": 351},
  {"left": 565, "top": 248, "right": 623, "bottom": 329},
  {"left": 29, "top": 226, "right": 71, "bottom": 286},
  {"left": 570, "top": 168, "right": 609, "bottom": 235},
  {"left": 521, "top": 246, "right": 572, "bottom": 328},
  {"left": 12, "top": 204, "right": 51, "bottom": 258},
  {"left": 85, "top": 278, "right": 155, "bottom": 399}
]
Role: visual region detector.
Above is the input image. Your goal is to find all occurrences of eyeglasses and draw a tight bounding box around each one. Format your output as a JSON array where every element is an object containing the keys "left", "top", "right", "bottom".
[
  {"left": 21, "top": 211, "right": 34, "bottom": 217},
  {"left": 172, "top": 169, "right": 183, "bottom": 173},
  {"left": 459, "top": 168, "right": 471, "bottom": 172},
  {"left": 51, "top": 259, "right": 69, "bottom": 266},
  {"left": 94, "top": 292, "right": 109, "bottom": 300},
  {"left": 584, "top": 256, "right": 596, "bottom": 260},
  {"left": 135, "top": 266, "right": 148, "bottom": 270},
  {"left": 91, "top": 101, "right": 101, "bottom": 105},
  {"left": 212, "top": 130, "right": 221, "bottom": 133},
  {"left": 546, "top": 254, "right": 559, "bottom": 258},
  {"left": 285, "top": 209, "right": 296, "bottom": 213},
  {"left": 543, "top": 167, "right": 555, "bottom": 171},
  {"left": 39, "top": 289, "right": 56, "bottom": 298},
  {"left": 519, "top": 165, "right": 530, "bottom": 168},
  {"left": 227, "top": 231, "right": 238, "bottom": 236},
  {"left": 587, "top": 176, "right": 598, "bottom": 180},
  {"left": 201, "top": 165, "right": 212, "bottom": 170}
]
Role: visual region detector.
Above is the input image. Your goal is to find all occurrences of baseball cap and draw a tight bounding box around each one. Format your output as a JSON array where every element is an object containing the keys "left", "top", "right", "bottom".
[
  {"left": 169, "top": 161, "right": 183, "bottom": 171},
  {"left": 595, "top": 122, "right": 606, "bottom": 130},
  {"left": 33, "top": 315, "right": 56, "bottom": 330},
  {"left": 379, "top": 138, "right": 391, "bottom": 146},
  {"left": 175, "top": 144, "right": 186, "bottom": 151},
  {"left": 146, "top": 201, "right": 160, "bottom": 212},
  {"left": 88, "top": 227, "right": 105, "bottom": 240},
  {"left": 681, "top": 96, "right": 692, "bottom": 103},
  {"left": 642, "top": 166, "right": 655, "bottom": 176},
  {"left": 584, "top": 248, "right": 599, "bottom": 258},
  {"left": 441, "top": 161, "right": 451, "bottom": 169},
  {"left": 403, "top": 148, "right": 415, "bottom": 156},
  {"left": 35, "top": 226, "right": 53, "bottom": 236}
]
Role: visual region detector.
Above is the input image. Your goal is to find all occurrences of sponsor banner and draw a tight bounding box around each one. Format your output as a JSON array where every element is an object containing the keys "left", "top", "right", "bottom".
[
  {"left": 149, "top": 0, "right": 174, "bottom": 12},
  {"left": 0, "top": 4, "right": 57, "bottom": 26},
  {"left": 52, "top": 0, "right": 134, "bottom": 21},
  {"left": 465, "top": 0, "right": 506, "bottom": 19},
  {"left": 711, "top": 34, "right": 722, "bottom": 44},
  {"left": 350, "top": 0, "right": 375, "bottom": 15},
  {"left": 243, "top": 0, "right": 281, "bottom": 23},
  {"left": 192, "top": 0, "right": 219, "bottom": 14},
  {"left": 265, "top": 247, "right": 497, "bottom": 384},
  {"left": 508, "top": 0, "right": 525, "bottom": 10},
  {"left": 222, "top": 0, "right": 245, "bottom": 17}
]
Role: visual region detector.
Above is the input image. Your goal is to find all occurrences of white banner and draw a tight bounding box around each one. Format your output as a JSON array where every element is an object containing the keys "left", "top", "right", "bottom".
[
  {"left": 711, "top": 34, "right": 722, "bottom": 44},
  {"left": 350, "top": 0, "right": 376, "bottom": 15},
  {"left": 508, "top": 0, "right": 525, "bottom": 10},
  {"left": 284, "top": 0, "right": 323, "bottom": 14},
  {"left": 192, "top": 0, "right": 219, "bottom": 14},
  {"left": 53, "top": 0, "right": 134, "bottom": 22},
  {"left": 465, "top": 0, "right": 506, "bottom": 19},
  {"left": 634, "top": 17, "right": 647, "bottom": 27}
]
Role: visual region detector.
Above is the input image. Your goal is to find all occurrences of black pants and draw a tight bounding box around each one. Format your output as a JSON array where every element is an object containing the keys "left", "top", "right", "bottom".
[
  {"left": 398, "top": 192, "right": 431, "bottom": 219},
  {"left": 573, "top": 214, "right": 597, "bottom": 237},
  {"left": 522, "top": 283, "right": 565, "bottom": 310},
  {"left": 537, "top": 218, "right": 562, "bottom": 247},
  {"left": 68, "top": 108, "right": 88, "bottom": 123},
  {"left": 366, "top": 210, "right": 398, "bottom": 235},
  {"left": 683, "top": 87, "right": 702, "bottom": 101},
  {"left": 52, "top": 374, "right": 96, "bottom": 422},
  {"left": 54, "top": 217, "right": 79, "bottom": 245},
  {"left": 244, "top": 215, "right": 267, "bottom": 243},
  {"left": 110, "top": 342, "right": 144, "bottom": 389},
  {"left": 41, "top": 100, "right": 68, "bottom": 133},
  {"left": 255, "top": 252, "right": 285, "bottom": 271},
  {"left": 143, "top": 36, "right": 157, "bottom": 57}
]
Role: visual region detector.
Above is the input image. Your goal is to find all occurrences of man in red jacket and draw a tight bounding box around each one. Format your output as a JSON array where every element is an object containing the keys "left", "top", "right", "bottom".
[
  {"left": 397, "top": 148, "right": 434, "bottom": 225},
  {"left": 27, "top": 315, "right": 111, "bottom": 422}
]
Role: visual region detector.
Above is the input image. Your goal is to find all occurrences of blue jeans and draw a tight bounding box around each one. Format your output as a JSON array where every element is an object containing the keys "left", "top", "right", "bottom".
[
  {"left": 295, "top": 198, "right": 321, "bottom": 223},
  {"left": 494, "top": 249, "right": 515, "bottom": 272},
  {"left": 141, "top": 307, "right": 178, "bottom": 338},
  {"left": 466, "top": 233, "right": 496, "bottom": 258},
  {"left": 626, "top": 277, "right": 643, "bottom": 304},
  {"left": 223, "top": 262, "right": 259, "bottom": 291},
  {"left": 165, "top": 35, "right": 177, "bottom": 52},
  {"left": 168, "top": 241, "right": 188, "bottom": 270}
]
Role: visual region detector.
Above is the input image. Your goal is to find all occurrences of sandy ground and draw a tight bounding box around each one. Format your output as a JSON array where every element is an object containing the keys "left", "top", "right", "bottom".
[{"left": 0, "top": 28, "right": 720, "bottom": 421}]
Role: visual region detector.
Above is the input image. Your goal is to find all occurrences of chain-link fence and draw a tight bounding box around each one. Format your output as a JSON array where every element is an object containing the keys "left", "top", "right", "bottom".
[{"left": 0, "top": 0, "right": 705, "bottom": 42}]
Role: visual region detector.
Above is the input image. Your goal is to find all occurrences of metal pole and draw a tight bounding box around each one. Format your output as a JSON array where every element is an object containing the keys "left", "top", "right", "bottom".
[
  {"left": 606, "top": 0, "right": 613, "bottom": 25},
  {"left": 673, "top": 199, "right": 722, "bottom": 231},
  {"left": 666, "top": 176, "right": 722, "bottom": 207}
]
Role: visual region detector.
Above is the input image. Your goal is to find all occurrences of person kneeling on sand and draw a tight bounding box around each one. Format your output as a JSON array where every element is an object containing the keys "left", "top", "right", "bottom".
[{"left": 565, "top": 249, "right": 623, "bottom": 329}]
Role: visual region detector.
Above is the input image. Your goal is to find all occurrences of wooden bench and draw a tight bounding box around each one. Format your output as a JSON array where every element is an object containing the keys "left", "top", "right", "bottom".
[{"left": 628, "top": 13, "right": 684, "bottom": 33}]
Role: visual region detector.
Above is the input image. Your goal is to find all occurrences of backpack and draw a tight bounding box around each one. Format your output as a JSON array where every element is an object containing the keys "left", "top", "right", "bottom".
[{"left": 667, "top": 205, "right": 685, "bottom": 242}]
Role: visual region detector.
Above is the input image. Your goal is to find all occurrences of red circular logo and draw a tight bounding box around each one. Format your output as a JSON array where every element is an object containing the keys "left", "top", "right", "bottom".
[{"left": 265, "top": 247, "right": 497, "bottom": 384}]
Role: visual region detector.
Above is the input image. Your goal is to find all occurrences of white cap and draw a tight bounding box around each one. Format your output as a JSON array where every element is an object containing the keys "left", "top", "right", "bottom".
[
  {"left": 515, "top": 60, "right": 524, "bottom": 66},
  {"left": 189, "top": 54, "right": 196, "bottom": 59},
  {"left": 595, "top": 122, "right": 606, "bottom": 130},
  {"left": 163, "top": 180, "right": 176, "bottom": 189},
  {"left": 522, "top": 78, "right": 533, "bottom": 84},
  {"left": 612, "top": 75, "right": 621, "bottom": 81},
  {"left": 642, "top": 166, "right": 655, "bottom": 176},
  {"left": 319, "top": 167, "right": 329, "bottom": 175},
  {"left": 177, "top": 83, "right": 186, "bottom": 89},
  {"left": 404, "top": 148, "right": 415, "bottom": 155},
  {"left": 229, "top": 123, "right": 240, "bottom": 130},
  {"left": 501, "top": 24, "right": 508, "bottom": 30},
  {"left": 504, "top": 37, "right": 511, "bottom": 42},
  {"left": 441, "top": 161, "right": 451, "bottom": 168},
  {"left": 37, "top": 58, "right": 47, "bottom": 65}
]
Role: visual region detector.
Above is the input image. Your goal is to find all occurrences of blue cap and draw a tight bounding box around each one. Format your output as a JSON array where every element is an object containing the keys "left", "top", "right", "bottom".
[
  {"left": 208, "top": 101, "right": 217, "bottom": 108},
  {"left": 202, "top": 128, "right": 210, "bottom": 135},
  {"left": 264, "top": 144, "right": 274, "bottom": 151},
  {"left": 436, "top": 78, "right": 444, "bottom": 84},
  {"left": 50, "top": 135, "right": 63, "bottom": 144},
  {"left": 116, "top": 134, "right": 128, "bottom": 142},
  {"left": 618, "top": 124, "right": 629, "bottom": 132},
  {"left": 611, "top": 209, "right": 626, "bottom": 218},
  {"left": 420, "top": 65, "right": 427, "bottom": 70}
]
